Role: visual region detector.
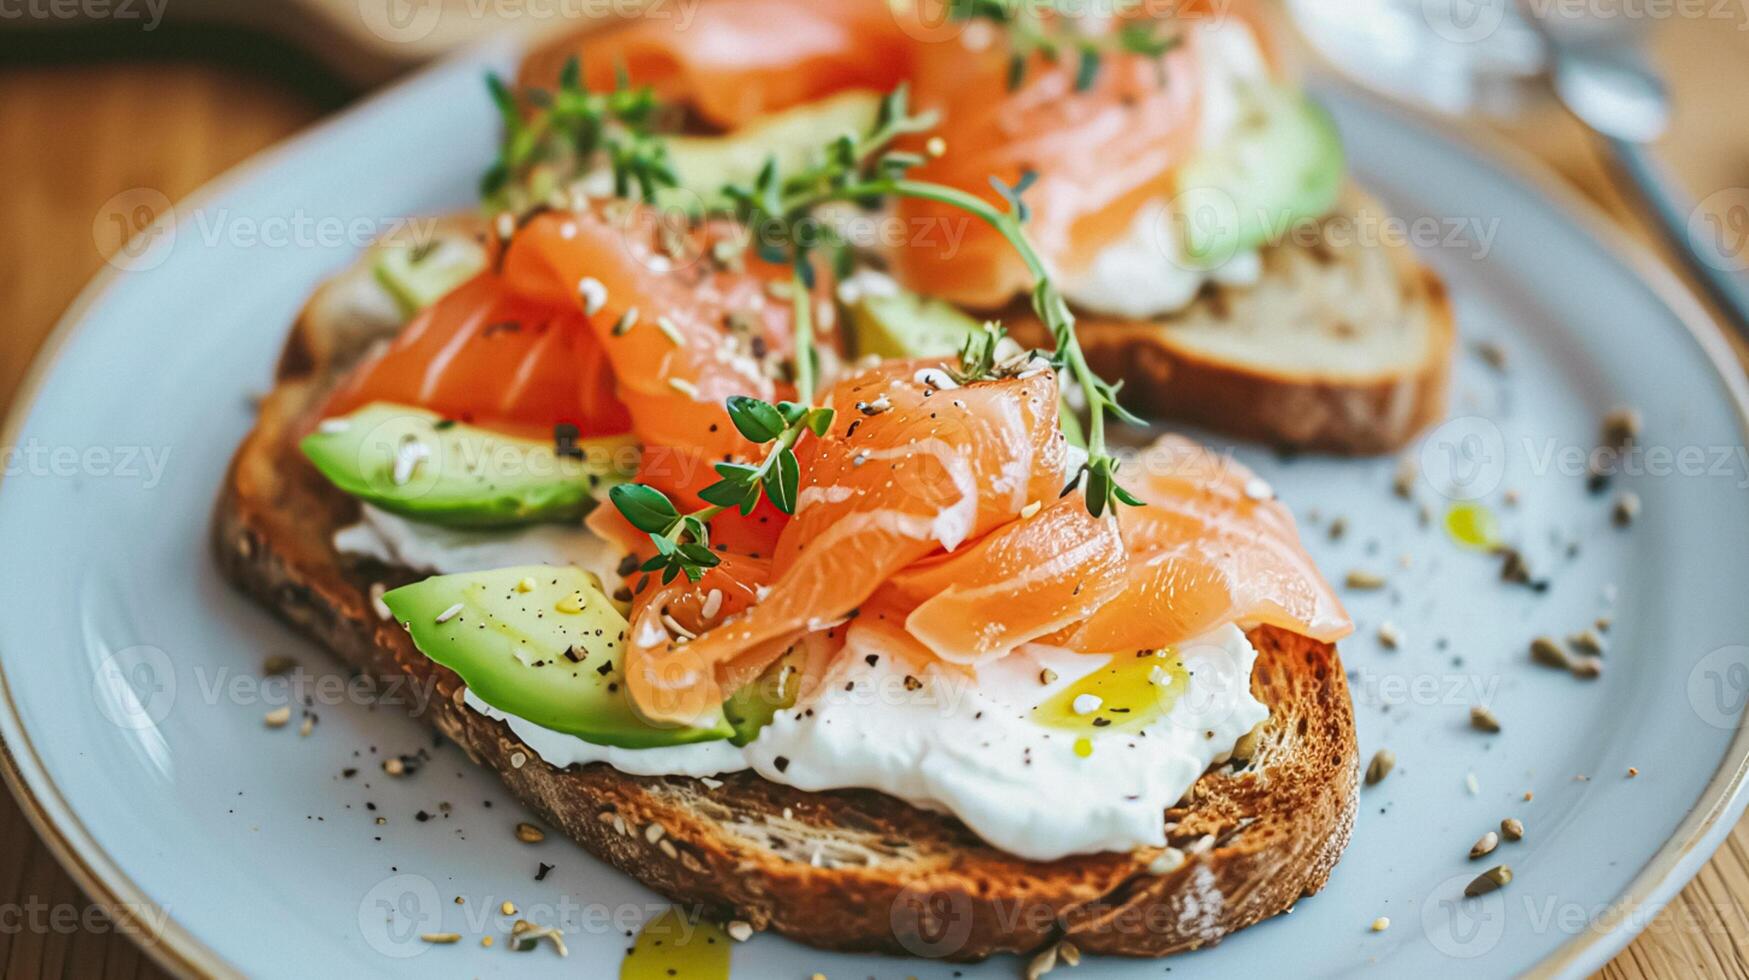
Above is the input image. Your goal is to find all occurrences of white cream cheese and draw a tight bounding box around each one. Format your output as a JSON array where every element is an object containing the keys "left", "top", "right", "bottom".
[
  {"left": 334, "top": 504, "right": 627, "bottom": 587},
  {"left": 1055, "top": 17, "right": 1271, "bottom": 320},
  {"left": 460, "top": 623, "right": 1268, "bottom": 861}
]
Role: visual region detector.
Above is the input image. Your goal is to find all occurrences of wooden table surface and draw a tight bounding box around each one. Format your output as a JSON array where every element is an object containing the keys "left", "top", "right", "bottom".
[{"left": 1, "top": 15, "right": 1746, "bottom": 980}]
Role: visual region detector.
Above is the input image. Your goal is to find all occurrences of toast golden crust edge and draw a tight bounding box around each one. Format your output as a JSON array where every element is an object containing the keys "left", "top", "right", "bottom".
[
  {"left": 210, "top": 285, "right": 1359, "bottom": 962},
  {"left": 1078, "top": 264, "right": 1453, "bottom": 455}
]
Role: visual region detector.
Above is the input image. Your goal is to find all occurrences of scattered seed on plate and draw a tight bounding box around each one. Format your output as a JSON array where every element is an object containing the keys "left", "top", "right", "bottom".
[
  {"left": 1466, "top": 772, "right": 1481, "bottom": 795},
  {"left": 1501, "top": 817, "right": 1525, "bottom": 841},
  {"left": 1612, "top": 491, "right": 1641, "bottom": 527},
  {"left": 1345, "top": 569, "right": 1387, "bottom": 590},
  {"left": 1627, "top": 767, "right": 1639, "bottom": 778},
  {"left": 1465, "top": 865, "right": 1513, "bottom": 897},
  {"left": 420, "top": 933, "right": 461, "bottom": 945},
  {"left": 1026, "top": 943, "right": 1059, "bottom": 980},
  {"left": 1569, "top": 656, "right": 1603, "bottom": 680},
  {"left": 726, "top": 920, "right": 753, "bottom": 942},
  {"left": 1529, "top": 636, "right": 1570, "bottom": 670},
  {"left": 1392, "top": 457, "right": 1416, "bottom": 498},
  {"left": 1038, "top": 668, "right": 1058, "bottom": 685},
  {"left": 1377, "top": 621, "right": 1403, "bottom": 650},
  {"left": 1602, "top": 406, "right": 1642, "bottom": 448},
  {"left": 263, "top": 706, "right": 291, "bottom": 729},
  {"left": 1470, "top": 830, "right": 1499, "bottom": 859},
  {"left": 1371, "top": 916, "right": 1391, "bottom": 933},
  {"left": 1470, "top": 705, "right": 1501, "bottom": 733},
  {"left": 1365, "top": 748, "right": 1396, "bottom": 786},
  {"left": 1568, "top": 629, "right": 1605, "bottom": 656},
  {"left": 515, "top": 822, "right": 546, "bottom": 844},
  {"left": 262, "top": 654, "right": 298, "bottom": 676}
]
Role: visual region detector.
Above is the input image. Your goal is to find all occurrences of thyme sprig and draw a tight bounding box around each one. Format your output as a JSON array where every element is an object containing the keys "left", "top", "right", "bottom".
[
  {"left": 480, "top": 56, "right": 678, "bottom": 216},
  {"left": 603, "top": 84, "right": 1142, "bottom": 583},
  {"left": 609, "top": 397, "right": 834, "bottom": 583},
  {"left": 948, "top": 0, "right": 1182, "bottom": 91}
]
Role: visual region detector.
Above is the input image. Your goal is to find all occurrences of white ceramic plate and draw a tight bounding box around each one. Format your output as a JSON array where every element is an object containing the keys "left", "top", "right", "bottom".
[{"left": 4, "top": 34, "right": 1749, "bottom": 980}]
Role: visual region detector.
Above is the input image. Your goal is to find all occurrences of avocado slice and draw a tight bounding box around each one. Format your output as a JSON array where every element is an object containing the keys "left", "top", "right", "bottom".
[
  {"left": 384, "top": 565, "right": 733, "bottom": 747},
  {"left": 660, "top": 90, "right": 881, "bottom": 211},
  {"left": 1172, "top": 85, "right": 1345, "bottom": 264},
  {"left": 300, "top": 403, "right": 637, "bottom": 528},
  {"left": 722, "top": 646, "right": 806, "bottom": 746},
  {"left": 374, "top": 237, "right": 488, "bottom": 317},
  {"left": 847, "top": 287, "right": 984, "bottom": 361}
]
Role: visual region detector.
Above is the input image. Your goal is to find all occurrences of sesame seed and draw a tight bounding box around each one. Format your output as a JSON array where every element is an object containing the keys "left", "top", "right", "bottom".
[
  {"left": 316, "top": 418, "right": 350, "bottom": 434},
  {"left": 1020, "top": 500, "right": 1042, "bottom": 519},
  {"left": 667, "top": 377, "right": 699, "bottom": 398},
  {"left": 263, "top": 706, "right": 291, "bottom": 728},
  {"left": 391, "top": 440, "right": 429, "bottom": 486},
  {"left": 1371, "top": 916, "right": 1390, "bottom": 933},
  {"left": 655, "top": 315, "right": 685, "bottom": 345},
  {"left": 726, "top": 921, "right": 753, "bottom": 942},
  {"left": 369, "top": 582, "right": 392, "bottom": 620},
  {"left": 435, "top": 603, "right": 464, "bottom": 624}
]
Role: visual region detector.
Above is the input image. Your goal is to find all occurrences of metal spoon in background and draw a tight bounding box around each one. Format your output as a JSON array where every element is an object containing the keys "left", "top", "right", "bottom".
[{"left": 1529, "top": 13, "right": 1749, "bottom": 342}]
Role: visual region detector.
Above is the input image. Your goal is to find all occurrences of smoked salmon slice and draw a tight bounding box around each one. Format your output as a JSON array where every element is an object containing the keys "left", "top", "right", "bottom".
[
  {"left": 1048, "top": 435, "right": 1352, "bottom": 651},
  {"left": 622, "top": 360, "right": 1069, "bottom": 725},
  {"left": 889, "top": 10, "right": 1205, "bottom": 309},
  {"left": 320, "top": 270, "right": 630, "bottom": 439},
  {"left": 519, "top": 0, "right": 914, "bottom": 131},
  {"left": 868, "top": 492, "right": 1127, "bottom": 665}
]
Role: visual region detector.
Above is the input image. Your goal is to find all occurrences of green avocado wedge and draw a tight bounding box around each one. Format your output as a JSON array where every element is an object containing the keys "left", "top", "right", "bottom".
[
  {"left": 300, "top": 403, "right": 638, "bottom": 528},
  {"left": 384, "top": 566, "right": 733, "bottom": 747},
  {"left": 722, "top": 645, "right": 806, "bottom": 746},
  {"left": 660, "top": 90, "right": 881, "bottom": 211},
  {"left": 846, "top": 286, "right": 983, "bottom": 360},
  {"left": 1172, "top": 85, "right": 1345, "bottom": 265},
  {"left": 374, "top": 237, "right": 488, "bottom": 318}
]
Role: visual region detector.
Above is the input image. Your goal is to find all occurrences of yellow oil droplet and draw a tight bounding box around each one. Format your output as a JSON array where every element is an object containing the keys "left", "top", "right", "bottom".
[
  {"left": 1033, "top": 650, "right": 1189, "bottom": 743},
  {"left": 1445, "top": 502, "right": 1501, "bottom": 551},
  {"left": 621, "top": 908, "right": 731, "bottom": 980}
]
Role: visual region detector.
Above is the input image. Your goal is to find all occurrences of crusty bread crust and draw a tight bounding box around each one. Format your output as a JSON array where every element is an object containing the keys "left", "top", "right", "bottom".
[
  {"left": 1015, "top": 187, "right": 1455, "bottom": 455},
  {"left": 211, "top": 256, "right": 1359, "bottom": 961}
]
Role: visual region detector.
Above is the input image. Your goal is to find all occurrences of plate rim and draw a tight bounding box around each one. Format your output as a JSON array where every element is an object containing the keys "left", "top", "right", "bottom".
[{"left": 2, "top": 48, "right": 1747, "bottom": 980}]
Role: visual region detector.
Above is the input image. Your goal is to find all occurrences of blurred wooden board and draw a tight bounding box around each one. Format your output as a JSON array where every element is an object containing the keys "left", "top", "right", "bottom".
[{"left": 0, "top": 14, "right": 1747, "bottom": 980}]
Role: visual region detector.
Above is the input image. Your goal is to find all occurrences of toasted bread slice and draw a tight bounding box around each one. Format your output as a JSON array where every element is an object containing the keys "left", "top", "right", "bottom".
[
  {"left": 1016, "top": 186, "right": 1453, "bottom": 455},
  {"left": 211, "top": 239, "right": 1359, "bottom": 961}
]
